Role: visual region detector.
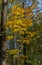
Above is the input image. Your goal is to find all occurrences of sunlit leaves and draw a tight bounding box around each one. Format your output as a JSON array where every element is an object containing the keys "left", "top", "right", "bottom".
[
  {"left": 7, "top": 49, "right": 20, "bottom": 54},
  {"left": 5, "top": 3, "right": 41, "bottom": 51},
  {"left": 6, "top": 35, "right": 14, "bottom": 40},
  {"left": 19, "top": 55, "right": 28, "bottom": 60},
  {"left": 11, "top": 4, "right": 25, "bottom": 15}
]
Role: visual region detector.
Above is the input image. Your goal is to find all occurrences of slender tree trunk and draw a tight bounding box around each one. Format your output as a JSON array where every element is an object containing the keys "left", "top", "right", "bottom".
[
  {"left": 0, "top": 0, "right": 8, "bottom": 65},
  {"left": 23, "top": 43, "right": 27, "bottom": 65},
  {"left": 22, "top": 1, "right": 27, "bottom": 65}
]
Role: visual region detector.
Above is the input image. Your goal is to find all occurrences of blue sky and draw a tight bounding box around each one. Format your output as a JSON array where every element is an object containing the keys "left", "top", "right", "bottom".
[{"left": 8, "top": 0, "right": 42, "bottom": 13}]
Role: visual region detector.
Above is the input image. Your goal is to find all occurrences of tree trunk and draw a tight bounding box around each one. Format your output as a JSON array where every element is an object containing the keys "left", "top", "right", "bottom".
[
  {"left": 0, "top": 0, "right": 8, "bottom": 65},
  {"left": 23, "top": 43, "right": 27, "bottom": 65}
]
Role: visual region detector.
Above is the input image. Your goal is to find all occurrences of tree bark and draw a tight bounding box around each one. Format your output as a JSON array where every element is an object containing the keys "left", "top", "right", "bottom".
[{"left": 0, "top": 0, "right": 8, "bottom": 65}]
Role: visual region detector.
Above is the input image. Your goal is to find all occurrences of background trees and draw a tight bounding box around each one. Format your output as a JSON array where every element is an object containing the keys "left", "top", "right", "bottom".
[{"left": 0, "top": 0, "right": 42, "bottom": 65}]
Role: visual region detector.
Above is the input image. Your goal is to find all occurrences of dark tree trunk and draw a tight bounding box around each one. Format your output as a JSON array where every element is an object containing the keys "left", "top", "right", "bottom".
[
  {"left": 23, "top": 43, "right": 27, "bottom": 65},
  {"left": 0, "top": 0, "right": 8, "bottom": 65}
]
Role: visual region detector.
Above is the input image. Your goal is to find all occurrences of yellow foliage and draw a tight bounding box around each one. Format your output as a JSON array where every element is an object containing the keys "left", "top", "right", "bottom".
[
  {"left": 13, "top": 29, "right": 19, "bottom": 32},
  {"left": 29, "top": 22, "right": 33, "bottom": 26},
  {"left": 19, "top": 55, "right": 28, "bottom": 59},
  {"left": 19, "top": 31, "right": 24, "bottom": 34},
  {"left": 25, "top": 8, "right": 32, "bottom": 13},
  {"left": 7, "top": 49, "right": 20, "bottom": 54},
  {"left": 5, "top": 20, "right": 14, "bottom": 28},
  {"left": 22, "top": 39, "right": 30, "bottom": 45},
  {"left": 6, "top": 35, "right": 14, "bottom": 40},
  {"left": 5, "top": 4, "right": 37, "bottom": 44},
  {"left": 11, "top": 4, "right": 24, "bottom": 15}
]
